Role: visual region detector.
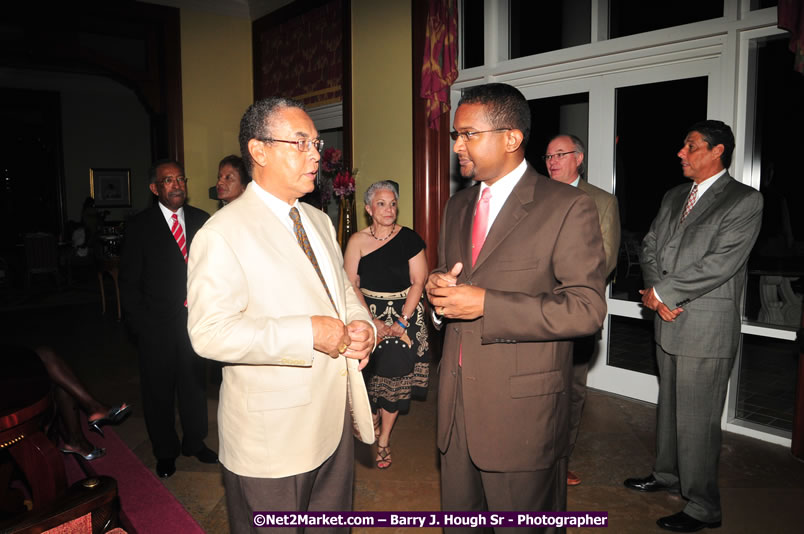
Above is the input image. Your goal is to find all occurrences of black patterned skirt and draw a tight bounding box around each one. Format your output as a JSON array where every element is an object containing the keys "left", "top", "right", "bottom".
[{"left": 361, "top": 287, "right": 431, "bottom": 414}]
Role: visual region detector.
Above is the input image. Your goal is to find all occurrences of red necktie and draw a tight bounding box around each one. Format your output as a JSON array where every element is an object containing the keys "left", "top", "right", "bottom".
[
  {"left": 462, "top": 188, "right": 492, "bottom": 367},
  {"left": 680, "top": 184, "right": 698, "bottom": 224},
  {"left": 171, "top": 213, "right": 188, "bottom": 262},
  {"left": 171, "top": 213, "right": 188, "bottom": 307},
  {"left": 471, "top": 188, "right": 492, "bottom": 266}
]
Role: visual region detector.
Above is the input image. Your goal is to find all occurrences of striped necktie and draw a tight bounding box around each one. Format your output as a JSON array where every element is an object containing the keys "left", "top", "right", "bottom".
[
  {"left": 289, "top": 207, "right": 337, "bottom": 311},
  {"left": 171, "top": 213, "right": 188, "bottom": 262},
  {"left": 679, "top": 184, "right": 698, "bottom": 224}
]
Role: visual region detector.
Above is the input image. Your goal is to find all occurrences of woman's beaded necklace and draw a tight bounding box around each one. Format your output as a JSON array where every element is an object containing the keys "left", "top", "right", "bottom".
[{"left": 370, "top": 223, "right": 397, "bottom": 241}]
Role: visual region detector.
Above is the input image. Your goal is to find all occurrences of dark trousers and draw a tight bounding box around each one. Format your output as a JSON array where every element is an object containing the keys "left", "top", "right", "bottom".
[
  {"left": 653, "top": 344, "right": 734, "bottom": 523},
  {"left": 568, "top": 334, "right": 596, "bottom": 455},
  {"left": 440, "top": 371, "right": 567, "bottom": 534},
  {"left": 137, "top": 313, "right": 208, "bottom": 460},
  {"left": 222, "top": 410, "right": 355, "bottom": 534}
]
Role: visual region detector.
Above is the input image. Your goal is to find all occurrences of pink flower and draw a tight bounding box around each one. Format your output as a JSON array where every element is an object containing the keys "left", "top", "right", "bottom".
[{"left": 333, "top": 170, "right": 355, "bottom": 197}]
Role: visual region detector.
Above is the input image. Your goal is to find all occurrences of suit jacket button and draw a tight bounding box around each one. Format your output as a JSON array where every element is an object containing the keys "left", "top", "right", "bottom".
[{"left": 662, "top": 270, "right": 668, "bottom": 275}]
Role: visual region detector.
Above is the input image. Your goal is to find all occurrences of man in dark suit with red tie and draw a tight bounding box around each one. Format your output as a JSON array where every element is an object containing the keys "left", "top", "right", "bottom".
[
  {"left": 120, "top": 159, "right": 216, "bottom": 478},
  {"left": 426, "top": 83, "right": 607, "bottom": 532}
]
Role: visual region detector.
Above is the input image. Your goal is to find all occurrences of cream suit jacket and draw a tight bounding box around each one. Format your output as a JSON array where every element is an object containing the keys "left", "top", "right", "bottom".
[{"left": 186, "top": 184, "right": 375, "bottom": 478}]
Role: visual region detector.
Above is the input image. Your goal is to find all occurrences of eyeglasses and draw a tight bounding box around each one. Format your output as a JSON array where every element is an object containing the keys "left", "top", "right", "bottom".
[
  {"left": 157, "top": 176, "right": 188, "bottom": 186},
  {"left": 542, "top": 151, "right": 578, "bottom": 162},
  {"left": 449, "top": 128, "right": 510, "bottom": 142},
  {"left": 259, "top": 137, "right": 324, "bottom": 153}
]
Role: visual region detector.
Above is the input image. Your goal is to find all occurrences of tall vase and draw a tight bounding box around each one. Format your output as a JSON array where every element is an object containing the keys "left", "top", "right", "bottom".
[{"left": 337, "top": 194, "right": 356, "bottom": 250}]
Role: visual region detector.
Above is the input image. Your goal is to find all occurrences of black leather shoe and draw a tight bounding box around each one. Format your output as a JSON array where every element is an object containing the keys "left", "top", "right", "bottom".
[
  {"left": 657, "top": 511, "right": 721, "bottom": 532},
  {"left": 156, "top": 458, "right": 176, "bottom": 478},
  {"left": 624, "top": 474, "right": 679, "bottom": 493},
  {"left": 183, "top": 445, "right": 218, "bottom": 464}
]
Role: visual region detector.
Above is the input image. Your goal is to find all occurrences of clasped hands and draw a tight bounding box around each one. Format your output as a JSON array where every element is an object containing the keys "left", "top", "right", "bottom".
[
  {"left": 312, "top": 316, "right": 374, "bottom": 370},
  {"left": 639, "top": 287, "right": 683, "bottom": 322},
  {"left": 425, "top": 262, "right": 485, "bottom": 320}
]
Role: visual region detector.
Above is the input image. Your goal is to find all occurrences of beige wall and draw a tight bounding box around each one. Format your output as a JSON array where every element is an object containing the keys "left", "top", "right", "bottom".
[
  {"left": 351, "top": 1, "right": 413, "bottom": 229},
  {"left": 180, "top": 9, "right": 253, "bottom": 214}
]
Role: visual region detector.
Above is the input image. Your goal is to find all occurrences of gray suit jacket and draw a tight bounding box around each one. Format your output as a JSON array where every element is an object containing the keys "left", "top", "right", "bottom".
[{"left": 640, "top": 173, "right": 763, "bottom": 358}]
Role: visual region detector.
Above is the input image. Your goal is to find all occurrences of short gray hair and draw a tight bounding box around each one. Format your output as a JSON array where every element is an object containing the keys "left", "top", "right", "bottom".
[
  {"left": 363, "top": 180, "right": 399, "bottom": 206},
  {"left": 238, "top": 97, "right": 306, "bottom": 177},
  {"left": 549, "top": 133, "right": 586, "bottom": 177}
]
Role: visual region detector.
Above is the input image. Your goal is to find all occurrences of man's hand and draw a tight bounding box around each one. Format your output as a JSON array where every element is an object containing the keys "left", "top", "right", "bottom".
[
  {"left": 640, "top": 288, "right": 683, "bottom": 322},
  {"left": 426, "top": 263, "right": 462, "bottom": 314},
  {"left": 428, "top": 284, "right": 486, "bottom": 320},
  {"left": 312, "top": 316, "right": 351, "bottom": 358},
  {"left": 345, "top": 320, "right": 375, "bottom": 371}
]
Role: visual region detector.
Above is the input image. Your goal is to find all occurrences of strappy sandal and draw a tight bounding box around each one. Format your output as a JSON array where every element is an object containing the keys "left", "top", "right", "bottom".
[
  {"left": 376, "top": 444, "right": 392, "bottom": 469},
  {"left": 373, "top": 416, "right": 381, "bottom": 440}
]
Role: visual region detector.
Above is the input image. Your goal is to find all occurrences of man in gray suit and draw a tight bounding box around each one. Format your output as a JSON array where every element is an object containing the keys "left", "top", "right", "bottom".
[{"left": 624, "top": 120, "right": 763, "bottom": 533}]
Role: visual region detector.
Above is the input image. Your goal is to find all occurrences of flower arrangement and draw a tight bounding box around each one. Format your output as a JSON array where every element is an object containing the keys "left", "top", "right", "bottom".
[{"left": 320, "top": 148, "right": 356, "bottom": 209}]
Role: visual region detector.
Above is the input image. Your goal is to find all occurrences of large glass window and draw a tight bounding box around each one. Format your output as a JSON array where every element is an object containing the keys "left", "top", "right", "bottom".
[
  {"left": 736, "top": 36, "right": 802, "bottom": 433},
  {"left": 509, "top": 0, "right": 590, "bottom": 59},
  {"left": 736, "top": 335, "right": 797, "bottom": 432},
  {"left": 461, "top": 0, "right": 484, "bottom": 68},
  {"left": 609, "top": 0, "right": 723, "bottom": 39},
  {"left": 525, "top": 92, "right": 589, "bottom": 173},
  {"left": 610, "top": 77, "right": 708, "bottom": 302}
]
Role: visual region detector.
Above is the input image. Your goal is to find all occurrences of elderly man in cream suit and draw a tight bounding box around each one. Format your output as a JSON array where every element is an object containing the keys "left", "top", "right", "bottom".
[{"left": 187, "top": 97, "right": 375, "bottom": 534}]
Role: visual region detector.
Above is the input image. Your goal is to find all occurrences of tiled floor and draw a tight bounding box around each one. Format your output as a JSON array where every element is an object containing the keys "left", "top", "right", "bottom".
[{"left": 4, "top": 285, "right": 804, "bottom": 533}]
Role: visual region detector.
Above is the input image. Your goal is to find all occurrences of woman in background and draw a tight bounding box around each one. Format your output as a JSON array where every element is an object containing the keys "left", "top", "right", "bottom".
[
  {"left": 215, "top": 155, "right": 250, "bottom": 205},
  {"left": 343, "top": 180, "right": 430, "bottom": 469}
]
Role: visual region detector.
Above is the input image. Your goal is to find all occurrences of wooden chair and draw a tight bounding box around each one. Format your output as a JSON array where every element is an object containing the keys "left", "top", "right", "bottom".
[{"left": 24, "top": 233, "right": 60, "bottom": 288}]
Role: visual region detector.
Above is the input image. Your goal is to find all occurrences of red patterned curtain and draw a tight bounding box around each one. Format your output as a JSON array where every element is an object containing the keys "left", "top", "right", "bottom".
[
  {"left": 254, "top": 0, "right": 343, "bottom": 107},
  {"left": 420, "top": 0, "right": 458, "bottom": 130},
  {"left": 779, "top": 0, "right": 804, "bottom": 74}
]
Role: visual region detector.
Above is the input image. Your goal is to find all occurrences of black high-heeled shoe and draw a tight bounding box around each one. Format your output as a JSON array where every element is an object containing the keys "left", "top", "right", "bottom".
[
  {"left": 88, "top": 404, "right": 132, "bottom": 437},
  {"left": 61, "top": 446, "right": 106, "bottom": 461}
]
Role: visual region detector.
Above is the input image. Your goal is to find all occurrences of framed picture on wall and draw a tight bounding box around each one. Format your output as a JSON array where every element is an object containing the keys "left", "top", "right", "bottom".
[{"left": 90, "top": 168, "right": 131, "bottom": 207}]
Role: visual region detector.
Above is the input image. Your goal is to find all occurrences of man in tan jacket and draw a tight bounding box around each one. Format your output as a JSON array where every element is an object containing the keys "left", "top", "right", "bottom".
[
  {"left": 545, "top": 134, "right": 621, "bottom": 486},
  {"left": 187, "top": 97, "right": 375, "bottom": 533}
]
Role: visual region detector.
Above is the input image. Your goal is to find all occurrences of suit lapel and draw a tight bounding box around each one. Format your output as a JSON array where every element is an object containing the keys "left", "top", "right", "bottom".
[
  {"left": 300, "top": 203, "right": 343, "bottom": 314},
  {"left": 471, "top": 169, "right": 536, "bottom": 272},
  {"left": 680, "top": 173, "right": 732, "bottom": 228},
  {"left": 455, "top": 187, "right": 477, "bottom": 273},
  {"left": 148, "top": 205, "right": 185, "bottom": 263}
]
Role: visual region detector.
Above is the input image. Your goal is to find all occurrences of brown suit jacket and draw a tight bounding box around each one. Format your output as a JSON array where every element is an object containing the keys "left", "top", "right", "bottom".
[{"left": 435, "top": 164, "right": 607, "bottom": 472}]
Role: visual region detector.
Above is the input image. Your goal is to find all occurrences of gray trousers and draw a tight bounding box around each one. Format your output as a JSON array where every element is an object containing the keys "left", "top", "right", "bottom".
[
  {"left": 222, "top": 409, "right": 355, "bottom": 534},
  {"left": 652, "top": 344, "right": 734, "bottom": 523}
]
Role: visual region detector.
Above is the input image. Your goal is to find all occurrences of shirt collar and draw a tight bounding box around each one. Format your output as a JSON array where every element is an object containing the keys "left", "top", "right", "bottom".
[
  {"left": 694, "top": 168, "right": 727, "bottom": 198},
  {"left": 251, "top": 181, "right": 301, "bottom": 228},
  {"left": 478, "top": 158, "right": 527, "bottom": 199}
]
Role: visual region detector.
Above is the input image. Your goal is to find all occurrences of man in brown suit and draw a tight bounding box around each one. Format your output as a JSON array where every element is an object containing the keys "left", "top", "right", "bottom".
[
  {"left": 545, "top": 134, "right": 621, "bottom": 486},
  {"left": 426, "top": 83, "right": 607, "bottom": 533}
]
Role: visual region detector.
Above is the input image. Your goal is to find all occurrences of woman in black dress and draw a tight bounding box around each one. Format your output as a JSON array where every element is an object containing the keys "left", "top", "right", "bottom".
[{"left": 343, "top": 181, "right": 430, "bottom": 469}]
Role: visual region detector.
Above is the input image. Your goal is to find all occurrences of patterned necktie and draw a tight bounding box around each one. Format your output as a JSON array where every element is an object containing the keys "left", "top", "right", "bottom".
[
  {"left": 680, "top": 184, "right": 698, "bottom": 224},
  {"left": 471, "top": 187, "right": 492, "bottom": 266},
  {"left": 289, "top": 207, "right": 337, "bottom": 311},
  {"left": 171, "top": 213, "right": 188, "bottom": 263}
]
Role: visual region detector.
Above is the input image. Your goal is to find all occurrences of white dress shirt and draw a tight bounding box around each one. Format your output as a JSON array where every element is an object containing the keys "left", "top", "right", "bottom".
[{"left": 157, "top": 201, "right": 185, "bottom": 231}]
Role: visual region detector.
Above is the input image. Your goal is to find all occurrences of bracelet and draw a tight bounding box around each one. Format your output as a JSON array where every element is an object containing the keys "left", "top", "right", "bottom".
[
  {"left": 396, "top": 319, "right": 408, "bottom": 330},
  {"left": 402, "top": 313, "right": 410, "bottom": 322}
]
